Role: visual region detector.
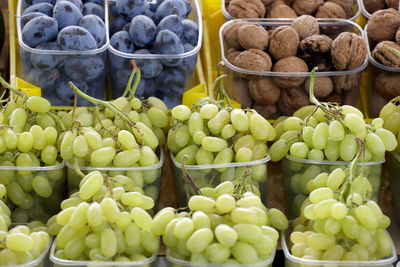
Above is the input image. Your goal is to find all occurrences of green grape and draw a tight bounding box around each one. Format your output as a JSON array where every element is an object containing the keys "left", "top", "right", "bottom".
[
  {"left": 4, "top": 128, "right": 17, "bottom": 149},
  {"left": 328, "top": 120, "right": 345, "bottom": 142},
  {"left": 290, "top": 231, "right": 308, "bottom": 244},
  {"left": 140, "top": 230, "right": 159, "bottom": 253},
  {"left": 233, "top": 224, "right": 262, "bottom": 243},
  {"left": 366, "top": 133, "right": 386, "bottom": 157},
  {"left": 188, "top": 196, "right": 215, "bottom": 214},
  {"left": 85, "top": 234, "right": 100, "bottom": 249},
  {"left": 162, "top": 218, "right": 180, "bottom": 247},
  {"left": 383, "top": 112, "right": 400, "bottom": 135},
  {"left": 375, "top": 229, "right": 392, "bottom": 257},
  {"left": 231, "top": 241, "right": 258, "bottom": 264},
  {"left": 339, "top": 134, "right": 357, "bottom": 161},
  {"left": 249, "top": 114, "right": 275, "bottom": 141},
  {"left": 322, "top": 244, "right": 344, "bottom": 260},
  {"left": 350, "top": 244, "right": 369, "bottom": 261},
  {"left": 341, "top": 105, "right": 363, "bottom": 118},
  {"left": 306, "top": 233, "right": 335, "bottom": 250},
  {"left": 202, "top": 137, "right": 227, "bottom": 152},
  {"left": 205, "top": 243, "right": 230, "bottom": 263},
  {"left": 72, "top": 136, "right": 88, "bottom": 158},
  {"left": 151, "top": 208, "right": 175, "bottom": 235},
  {"left": 171, "top": 105, "right": 191, "bottom": 121},
  {"left": 91, "top": 147, "right": 116, "bottom": 167},
  {"left": 44, "top": 126, "right": 58, "bottom": 146},
  {"left": 291, "top": 242, "right": 307, "bottom": 257},
  {"left": 191, "top": 211, "right": 211, "bottom": 230},
  {"left": 125, "top": 222, "right": 141, "bottom": 248},
  {"left": 379, "top": 102, "right": 397, "bottom": 121},
  {"left": 60, "top": 131, "right": 77, "bottom": 160},
  {"left": 36, "top": 113, "right": 56, "bottom": 129},
  {"left": 100, "top": 228, "right": 117, "bottom": 257},
  {"left": 7, "top": 181, "right": 25, "bottom": 206},
  {"left": 356, "top": 226, "right": 373, "bottom": 247},
  {"left": 268, "top": 208, "right": 288, "bottom": 230},
  {"left": 130, "top": 97, "right": 142, "bottom": 110},
  {"left": 215, "top": 194, "right": 235, "bottom": 213},
  {"left": 231, "top": 207, "right": 257, "bottom": 225},
  {"left": 279, "top": 130, "right": 300, "bottom": 144},
  {"left": 121, "top": 192, "right": 144, "bottom": 207},
  {"left": 330, "top": 202, "right": 348, "bottom": 220},
  {"left": 0, "top": 137, "right": 6, "bottom": 154},
  {"left": 9, "top": 108, "right": 28, "bottom": 132},
  {"left": 375, "top": 128, "right": 397, "bottom": 151},
  {"left": 324, "top": 217, "right": 341, "bottom": 236},
  {"left": 82, "top": 129, "right": 103, "bottom": 151},
  {"left": 199, "top": 104, "right": 218, "bottom": 119},
  {"left": 64, "top": 235, "right": 85, "bottom": 259},
  {"left": 147, "top": 107, "right": 168, "bottom": 128},
  {"left": 312, "top": 122, "right": 329, "bottom": 150},
  {"left": 188, "top": 112, "right": 204, "bottom": 135},
  {"left": 213, "top": 147, "right": 233, "bottom": 172},
  {"left": 235, "top": 147, "right": 252, "bottom": 162},
  {"left": 302, "top": 126, "right": 315, "bottom": 149},
  {"left": 290, "top": 142, "right": 309, "bottom": 159},
  {"left": 365, "top": 200, "right": 383, "bottom": 220},
  {"left": 131, "top": 207, "right": 153, "bottom": 230},
  {"left": 326, "top": 168, "right": 345, "bottom": 190},
  {"left": 101, "top": 198, "right": 120, "bottom": 223},
  {"left": 6, "top": 232, "right": 33, "bottom": 252},
  {"left": 251, "top": 142, "right": 267, "bottom": 160},
  {"left": 371, "top": 118, "right": 384, "bottom": 130},
  {"left": 355, "top": 205, "right": 379, "bottom": 231},
  {"left": 17, "top": 132, "right": 34, "bottom": 152},
  {"left": 215, "top": 181, "right": 234, "bottom": 196},
  {"left": 262, "top": 226, "right": 279, "bottom": 242},
  {"left": 307, "top": 149, "right": 324, "bottom": 161},
  {"left": 221, "top": 124, "right": 235, "bottom": 139},
  {"left": 342, "top": 215, "right": 359, "bottom": 239},
  {"left": 175, "top": 124, "right": 190, "bottom": 148},
  {"left": 69, "top": 202, "right": 89, "bottom": 230},
  {"left": 269, "top": 139, "right": 290, "bottom": 162},
  {"left": 29, "top": 125, "right": 46, "bottom": 150},
  {"left": 190, "top": 253, "right": 208, "bottom": 263},
  {"left": 283, "top": 117, "right": 303, "bottom": 131},
  {"left": 195, "top": 147, "right": 214, "bottom": 166},
  {"left": 117, "top": 130, "right": 137, "bottom": 150},
  {"left": 186, "top": 228, "right": 214, "bottom": 254},
  {"left": 113, "top": 149, "right": 141, "bottom": 167},
  {"left": 344, "top": 113, "right": 365, "bottom": 135},
  {"left": 57, "top": 207, "right": 76, "bottom": 226},
  {"left": 173, "top": 217, "right": 194, "bottom": 239},
  {"left": 32, "top": 175, "right": 52, "bottom": 198},
  {"left": 175, "top": 145, "right": 198, "bottom": 165},
  {"left": 236, "top": 194, "right": 262, "bottom": 209},
  {"left": 208, "top": 109, "right": 230, "bottom": 134},
  {"left": 230, "top": 109, "right": 249, "bottom": 132},
  {"left": 132, "top": 122, "right": 159, "bottom": 150}
]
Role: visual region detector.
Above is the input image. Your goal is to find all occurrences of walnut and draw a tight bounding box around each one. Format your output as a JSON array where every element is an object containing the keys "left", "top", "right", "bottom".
[
  {"left": 327, "top": 0, "right": 355, "bottom": 17},
  {"left": 301, "top": 53, "right": 333, "bottom": 71},
  {"left": 324, "top": 93, "right": 343, "bottom": 104},
  {"left": 385, "top": 0, "right": 399, "bottom": 9},
  {"left": 331, "top": 32, "right": 367, "bottom": 70},
  {"left": 269, "top": 26, "right": 300, "bottom": 60},
  {"left": 249, "top": 77, "right": 281, "bottom": 104},
  {"left": 261, "top": 0, "right": 273, "bottom": 4},
  {"left": 237, "top": 23, "right": 269, "bottom": 50},
  {"left": 292, "top": 0, "right": 324, "bottom": 15},
  {"left": 272, "top": 56, "right": 308, "bottom": 88},
  {"left": 223, "top": 20, "right": 250, "bottom": 50},
  {"left": 233, "top": 49, "right": 272, "bottom": 71},
  {"left": 267, "top": 4, "right": 297, "bottom": 18},
  {"left": 300, "top": 34, "right": 333, "bottom": 54},
  {"left": 372, "top": 41, "right": 400, "bottom": 68},
  {"left": 333, "top": 73, "right": 361, "bottom": 94},
  {"left": 225, "top": 78, "right": 253, "bottom": 108},
  {"left": 316, "top": 2, "right": 347, "bottom": 18},
  {"left": 367, "top": 8, "right": 400, "bottom": 42},
  {"left": 226, "top": 48, "right": 242, "bottom": 64},
  {"left": 277, "top": 87, "right": 309, "bottom": 115},
  {"left": 252, "top": 104, "right": 279, "bottom": 118},
  {"left": 291, "top": 15, "right": 319, "bottom": 40},
  {"left": 304, "top": 76, "right": 334, "bottom": 98},
  {"left": 363, "top": 0, "right": 385, "bottom": 14},
  {"left": 270, "top": 0, "right": 286, "bottom": 7},
  {"left": 375, "top": 72, "right": 400, "bottom": 100},
  {"left": 227, "top": 0, "right": 266, "bottom": 18}
]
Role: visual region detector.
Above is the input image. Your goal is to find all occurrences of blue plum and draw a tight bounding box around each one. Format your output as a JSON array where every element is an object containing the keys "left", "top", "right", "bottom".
[
  {"left": 159, "top": 93, "right": 181, "bottom": 108},
  {"left": 56, "top": 79, "right": 81, "bottom": 105},
  {"left": 144, "top": 9, "right": 156, "bottom": 22},
  {"left": 111, "top": 68, "right": 131, "bottom": 97},
  {"left": 84, "top": 0, "right": 103, "bottom": 5},
  {"left": 82, "top": 2, "right": 104, "bottom": 21},
  {"left": 27, "top": 68, "right": 60, "bottom": 89},
  {"left": 123, "top": 22, "right": 130, "bottom": 32},
  {"left": 154, "top": 29, "right": 184, "bottom": 66},
  {"left": 149, "top": 0, "right": 164, "bottom": 12},
  {"left": 181, "top": 19, "right": 198, "bottom": 46},
  {"left": 156, "top": 67, "right": 185, "bottom": 94},
  {"left": 22, "top": 3, "right": 53, "bottom": 16},
  {"left": 180, "top": 43, "right": 196, "bottom": 74},
  {"left": 109, "top": 53, "right": 131, "bottom": 71},
  {"left": 22, "top": 16, "right": 58, "bottom": 47},
  {"left": 57, "top": 26, "right": 97, "bottom": 50},
  {"left": 56, "top": 0, "right": 83, "bottom": 10},
  {"left": 64, "top": 55, "right": 105, "bottom": 82},
  {"left": 182, "top": 0, "right": 191, "bottom": 16},
  {"left": 114, "top": 0, "right": 148, "bottom": 20},
  {"left": 32, "top": 0, "right": 56, "bottom": 5},
  {"left": 78, "top": 15, "right": 106, "bottom": 47},
  {"left": 53, "top": 1, "right": 83, "bottom": 30},
  {"left": 110, "top": 31, "right": 134, "bottom": 53},
  {"left": 30, "top": 42, "right": 63, "bottom": 69},
  {"left": 87, "top": 78, "right": 105, "bottom": 99},
  {"left": 129, "top": 15, "right": 156, "bottom": 48},
  {"left": 134, "top": 49, "right": 163, "bottom": 78},
  {"left": 21, "top": 12, "right": 47, "bottom": 28},
  {"left": 110, "top": 17, "right": 127, "bottom": 35},
  {"left": 155, "top": 0, "right": 187, "bottom": 22},
  {"left": 142, "top": 78, "right": 157, "bottom": 97},
  {"left": 156, "top": 14, "right": 183, "bottom": 37}
]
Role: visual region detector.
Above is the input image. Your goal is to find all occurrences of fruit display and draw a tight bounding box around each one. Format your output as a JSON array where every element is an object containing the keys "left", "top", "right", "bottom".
[
  {"left": 17, "top": 0, "right": 107, "bottom": 106},
  {"left": 108, "top": 0, "right": 200, "bottom": 107},
  {"left": 220, "top": 18, "right": 367, "bottom": 118},
  {"left": 223, "top": 0, "right": 359, "bottom": 20}
]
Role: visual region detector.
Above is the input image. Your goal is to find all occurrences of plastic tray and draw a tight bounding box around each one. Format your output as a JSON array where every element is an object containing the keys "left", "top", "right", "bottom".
[
  {"left": 282, "top": 155, "right": 384, "bottom": 219},
  {"left": 219, "top": 18, "right": 368, "bottom": 119},
  {"left": 166, "top": 247, "right": 275, "bottom": 267},
  {"left": 16, "top": 0, "right": 109, "bottom": 107},
  {"left": 359, "top": 0, "right": 373, "bottom": 19},
  {"left": 171, "top": 152, "right": 270, "bottom": 206},
  {"left": 388, "top": 152, "right": 400, "bottom": 226}
]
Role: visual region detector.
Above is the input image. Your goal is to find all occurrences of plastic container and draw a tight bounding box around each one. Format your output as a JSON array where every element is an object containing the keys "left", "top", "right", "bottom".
[
  {"left": 16, "top": 0, "right": 109, "bottom": 107},
  {"left": 282, "top": 155, "right": 384, "bottom": 219},
  {"left": 1, "top": 162, "right": 66, "bottom": 223},
  {"left": 166, "top": 247, "right": 275, "bottom": 267},
  {"left": 219, "top": 19, "right": 368, "bottom": 119},
  {"left": 222, "top": 0, "right": 361, "bottom": 21},
  {"left": 107, "top": 0, "right": 203, "bottom": 108},
  {"left": 171, "top": 152, "right": 270, "bottom": 206},
  {"left": 65, "top": 148, "right": 164, "bottom": 204},
  {"left": 359, "top": 0, "right": 373, "bottom": 20},
  {"left": 388, "top": 152, "right": 400, "bottom": 226},
  {"left": 282, "top": 224, "right": 397, "bottom": 267},
  {"left": 364, "top": 24, "right": 400, "bottom": 118},
  {"left": 50, "top": 239, "right": 158, "bottom": 267}
]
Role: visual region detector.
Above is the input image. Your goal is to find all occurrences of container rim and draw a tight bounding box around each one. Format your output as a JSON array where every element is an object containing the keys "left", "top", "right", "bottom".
[
  {"left": 49, "top": 239, "right": 158, "bottom": 266},
  {"left": 358, "top": 0, "right": 372, "bottom": 19},
  {"left": 65, "top": 147, "right": 164, "bottom": 171},
  {"left": 281, "top": 222, "right": 397, "bottom": 266},
  {"left": 170, "top": 151, "right": 270, "bottom": 169},
  {"left": 107, "top": 0, "right": 203, "bottom": 59},
  {"left": 219, "top": 18, "right": 368, "bottom": 77},
  {"left": 364, "top": 24, "right": 400, "bottom": 73},
  {"left": 284, "top": 154, "right": 385, "bottom": 165},
  {"left": 16, "top": 0, "right": 110, "bottom": 55},
  {"left": 166, "top": 247, "right": 276, "bottom": 266},
  {"left": 221, "top": 0, "right": 362, "bottom": 22},
  {"left": 392, "top": 151, "right": 400, "bottom": 162},
  {"left": 0, "top": 161, "right": 65, "bottom": 171}
]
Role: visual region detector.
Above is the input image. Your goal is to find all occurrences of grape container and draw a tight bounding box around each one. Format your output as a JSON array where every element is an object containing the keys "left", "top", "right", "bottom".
[
  {"left": 171, "top": 152, "right": 270, "bottom": 206},
  {"left": 388, "top": 152, "right": 400, "bottom": 226},
  {"left": 282, "top": 155, "right": 384, "bottom": 220},
  {"left": 219, "top": 19, "right": 367, "bottom": 119}
]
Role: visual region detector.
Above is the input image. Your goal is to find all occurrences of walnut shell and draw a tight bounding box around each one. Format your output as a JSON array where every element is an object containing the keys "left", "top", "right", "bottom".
[
  {"left": 261, "top": 0, "right": 273, "bottom": 4},
  {"left": 233, "top": 49, "right": 272, "bottom": 71},
  {"left": 252, "top": 104, "right": 279, "bottom": 118},
  {"left": 270, "top": 0, "right": 286, "bottom": 7},
  {"left": 277, "top": 87, "right": 309, "bottom": 115},
  {"left": 249, "top": 77, "right": 281, "bottom": 104},
  {"left": 226, "top": 78, "right": 253, "bottom": 108},
  {"left": 301, "top": 53, "right": 333, "bottom": 71},
  {"left": 237, "top": 23, "right": 269, "bottom": 50},
  {"left": 324, "top": 93, "right": 343, "bottom": 104},
  {"left": 316, "top": 2, "right": 347, "bottom": 18},
  {"left": 226, "top": 48, "right": 242, "bottom": 64},
  {"left": 372, "top": 41, "right": 400, "bottom": 68},
  {"left": 367, "top": 9, "right": 400, "bottom": 42},
  {"left": 267, "top": 4, "right": 298, "bottom": 18},
  {"left": 333, "top": 73, "right": 361, "bottom": 94},
  {"left": 300, "top": 34, "right": 333, "bottom": 54},
  {"left": 331, "top": 32, "right": 367, "bottom": 70},
  {"left": 385, "top": 0, "right": 399, "bottom": 9},
  {"left": 272, "top": 56, "right": 308, "bottom": 88},
  {"left": 227, "top": 0, "right": 266, "bottom": 18},
  {"left": 375, "top": 72, "right": 400, "bottom": 100},
  {"left": 292, "top": 0, "right": 324, "bottom": 15},
  {"left": 269, "top": 26, "right": 300, "bottom": 60},
  {"left": 291, "top": 15, "right": 319, "bottom": 40},
  {"left": 327, "top": 0, "right": 355, "bottom": 17},
  {"left": 304, "top": 76, "right": 334, "bottom": 98},
  {"left": 223, "top": 20, "right": 250, "bottom": 50},
  {"left": 363, "top": 0, "right": 385, "bottom": 14}
]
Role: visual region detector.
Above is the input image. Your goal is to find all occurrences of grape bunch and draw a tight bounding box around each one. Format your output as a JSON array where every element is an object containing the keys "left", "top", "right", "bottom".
[
  {"left": 287, "top": 150, "right": 393, "bottom": 262},
  {"left": 379, "top": 96, "right": 400, "bottom": 153},
  {"left": 159, "top": 181, "right": 288, "bottom": 264},
  {"left": 49, "top": 170, "right": 159, "bottom": 262},
  {"left": 168, "top": 101, "right": 276, "bottom": 202}
]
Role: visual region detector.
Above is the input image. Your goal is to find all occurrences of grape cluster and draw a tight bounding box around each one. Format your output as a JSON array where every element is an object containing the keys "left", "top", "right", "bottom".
[
  {"left": 49, "top": 170, "right": 159, "bottom": 262},
  {"left": 159, "top": 181, "right": 288, "bottom": 264},
  {"left": 379, "top": 97, "right": 400, "bottom": 153},
  {"left": 168, "top": 103, "right": 275, "bottom": 201}
]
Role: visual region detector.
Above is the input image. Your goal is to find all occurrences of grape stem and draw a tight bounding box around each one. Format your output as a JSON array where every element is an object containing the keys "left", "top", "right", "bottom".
[
  {"left": 73, "top": 158, "right": 86, "bottom": 179},
  {"left": 181, "top": 155, "right": 201, "bottom": 199},
  {"left": 217, "top": 61, "right": 232, "bottom": 108},
  {"left": 122, "top": 62, "right": 137, "bottom": 98},
  {"left": 233, "top": 167, "right": 253, "bottom": 199},
  {"left": 128, "top": 61, "right": 141, "bottom": 99}
]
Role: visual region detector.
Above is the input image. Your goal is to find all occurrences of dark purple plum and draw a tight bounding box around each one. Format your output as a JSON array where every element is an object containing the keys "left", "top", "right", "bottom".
[
  {"left": 111, "top": 68, "right": 132, "bottom": 97},
  {"left": 78, "top": 15, "right": 106, "bottom": 47},
  {"left": 159, "top": 93, "right": 181, "bottom": 108},
  {"left": 114, "top": 0, "right": 148, "bottom": 20},
  {"left": 109, "top": 53, "right": 131, "bottom": 71},
  {"left": 82, "top": 2, "right": 104, "bottom": 21},
  {"left": 155, "top": 0, "right": 187, "bottom": 22},
  {"left": 129, "top": 15, "right": 156, "bottom": 48},
  {"left": 64, "top": 55, "right": 105, "bottom": 82},
  {"left": 181, "top": 19, "right": 198, "bottom": 46},
  {"left": 30, "top": 42, "right": 63, "bottom": 69},
  {"left": 122, "top": 22, "right": 130, "bottom": 32},
  {"left": 27, "top": 68, "right": 60, "bottom": 88},
  {"left": 142, "top": 78, "right": 157, "bottom": 97},
  {"left": 56, "top": 79, "right": 80, "bottom": 105},
  {"left": 56, "top": 0, "right": 83, "bottom": 10},
  {"left": 110, "top": 31, "right": 134, "bottom": 53},
  {"left": 57, "top": 26, "right": 97, "bottom": 50},
  {"left": 110, "top": 17, "right": 127, "bottom": 36},
  {"left": 134, "top": 49, "right": 163, "bottom": 78},
  {"left": 180, "top": 43, "right": 196, "bottom": 74},
  {"left": 156, "top": 14, "right": 183, "bottom": 37},
  {"left": 156, "top": 67, "right": 185, "bottom": 94},
  {"left": 21, "top": 12, "right": 48, "bottom": 28},
  {"left": 22, "top": 3, "right": 53, "bottom": 16},
  {"left": 182, "top": 0, "right": 191, "bottom": 16},
  {"left": 22, "top": 16, "right": 58, "bottom": 47},
  {"left": 144, "top": 9, "right": 156, "bottom": 22},
  {"left": 53, "top": 1, "right": 83, "bottom": 30},
  {"left": 154, "top": 29, "right": 184, "bottom": 66}
]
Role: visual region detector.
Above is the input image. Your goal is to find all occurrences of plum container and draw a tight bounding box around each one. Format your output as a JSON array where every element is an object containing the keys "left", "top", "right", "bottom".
[
  {"left": 16, "top": 0, "right": 109, "bottom": 107},
  {"left": 282, "top": 155, "right": 384, "bottom": 220},
  {"left": 1, "top": 162, "right": 66, "bottom": 223},
  {"left": 107, "top": 0, "right": 203, "bottom": 108},
  {"left": 221, "top": 0, "right": 361, "bottom": 21},
  {"left": 219, "top": 18, "right": 367, "bottom": 119},
  {"left": 65, "top": 148, "right": 164, "bottom": 206},
  {"left": 388, "top": 152, "right": 400, "bottom": 226},
  {"left": 171, "top": 152, "right": 270, "bottom": 206}
]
